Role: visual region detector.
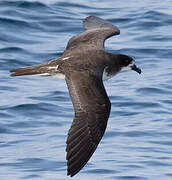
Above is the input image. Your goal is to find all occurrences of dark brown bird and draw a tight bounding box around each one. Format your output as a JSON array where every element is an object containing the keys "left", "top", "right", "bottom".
[{"left": 10, "top": 16, "right": 141, "bottom": 177}]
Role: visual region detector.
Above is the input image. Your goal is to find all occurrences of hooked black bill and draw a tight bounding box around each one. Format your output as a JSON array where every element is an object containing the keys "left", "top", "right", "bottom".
[{"left": 131, "top": 64, "right": 141, "bottom": 74}]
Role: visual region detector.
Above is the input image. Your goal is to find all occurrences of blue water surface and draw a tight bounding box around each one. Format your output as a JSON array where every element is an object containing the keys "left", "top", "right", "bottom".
[{"left": 0, "top": 0, "right": 172, "bottom": 179}]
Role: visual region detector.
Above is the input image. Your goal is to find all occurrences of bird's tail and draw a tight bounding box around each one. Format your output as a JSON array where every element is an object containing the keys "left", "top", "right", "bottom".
[{"left": 10, "top": 63, "right": 57, "bottom": 77}]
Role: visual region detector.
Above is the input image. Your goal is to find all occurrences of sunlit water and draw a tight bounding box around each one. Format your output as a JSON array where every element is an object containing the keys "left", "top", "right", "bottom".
[{"left": 0, "top": 0, "right": 172, "bottom": 180}]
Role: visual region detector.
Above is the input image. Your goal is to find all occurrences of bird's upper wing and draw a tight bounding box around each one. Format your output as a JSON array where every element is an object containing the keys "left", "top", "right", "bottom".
[
  {"left": 65, "top": 71, "right": 111, "bottom": 177},
  {"left": 65, "top": 16, "right": 120, "bottom": 53}
]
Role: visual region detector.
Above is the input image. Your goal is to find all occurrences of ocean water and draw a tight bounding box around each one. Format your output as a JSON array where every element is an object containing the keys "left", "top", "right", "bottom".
[{"left": 0, "top": 0, "right": 172, "bottom": 179}]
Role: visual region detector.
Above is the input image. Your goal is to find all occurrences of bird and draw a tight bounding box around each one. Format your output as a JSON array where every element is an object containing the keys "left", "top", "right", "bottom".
[{"left": 10, "top": 16, "right": 141, "bottom": 177}]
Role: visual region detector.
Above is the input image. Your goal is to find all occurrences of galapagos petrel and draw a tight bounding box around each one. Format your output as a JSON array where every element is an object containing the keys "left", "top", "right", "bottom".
[{"left": 10, "top": 16, "right": 141, "bottom": 177}]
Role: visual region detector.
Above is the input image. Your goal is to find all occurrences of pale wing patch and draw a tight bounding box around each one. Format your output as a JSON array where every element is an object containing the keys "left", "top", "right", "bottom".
[
  {"left": 38, "top": 73, "right": 50, "bottom": 76},
  {"left": 62, "top": 56, "right": 71, "bottom": 61},
  {"left": 47, "top": 65, "right": 59, "bottom": 71}
]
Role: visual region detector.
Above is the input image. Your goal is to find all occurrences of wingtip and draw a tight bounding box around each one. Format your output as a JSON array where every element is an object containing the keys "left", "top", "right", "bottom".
[
  {"left": 116, "top": 28, "right": 120, "bottom": 35},
  {"left": 83, "top": 15, "right": 120, "bottom": 35},
  {"left": 83, "top": 15, "right": 96, "bottom": 22},
  {"left": 10, "top": 73, "right": 15, "bottom": 77},
  {"left": 9, "top": 69, "right": 22, "bottom": 77},
  {"left": 67, "top": 168, "right": 79, "bottom": 177},
  {"left": 67, "top": 172, "right": 73, "bottom": 177},
  {"left": 9, "top": 68, "right": 15, "bottom": 73},
  {"left": 9, "top": 69, "right": 16, "bottom": 77}
]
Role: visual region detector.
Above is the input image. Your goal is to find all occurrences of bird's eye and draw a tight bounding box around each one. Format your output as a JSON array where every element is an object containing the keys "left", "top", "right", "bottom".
[{"left": 125, "top": 59, "right": 130, "bottom": 65}]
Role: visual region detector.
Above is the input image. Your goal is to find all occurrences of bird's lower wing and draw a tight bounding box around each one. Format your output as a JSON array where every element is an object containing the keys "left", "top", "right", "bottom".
[{"left": 65, "top": 71, "right": 111, "bottom": 177}]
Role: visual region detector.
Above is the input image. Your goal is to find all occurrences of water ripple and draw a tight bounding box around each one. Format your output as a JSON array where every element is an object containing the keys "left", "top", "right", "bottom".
[{"left": 0, "top": 0, "right": 172, "bottom": 179}]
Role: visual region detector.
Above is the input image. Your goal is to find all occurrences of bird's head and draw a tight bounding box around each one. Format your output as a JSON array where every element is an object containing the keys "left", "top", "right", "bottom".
[{"left": 117, "top": 54, "right": 141, "bottom": 74}]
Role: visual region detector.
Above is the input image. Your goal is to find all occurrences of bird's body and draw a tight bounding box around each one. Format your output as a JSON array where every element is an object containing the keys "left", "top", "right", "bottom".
[{"left": 10, "top": 16, "right": 141, "bottom": 177}]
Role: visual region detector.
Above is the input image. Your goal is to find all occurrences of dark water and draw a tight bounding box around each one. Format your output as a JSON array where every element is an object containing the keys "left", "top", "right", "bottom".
[{"left": 0, "top": 0, "right": 172, "bottom": 179}]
